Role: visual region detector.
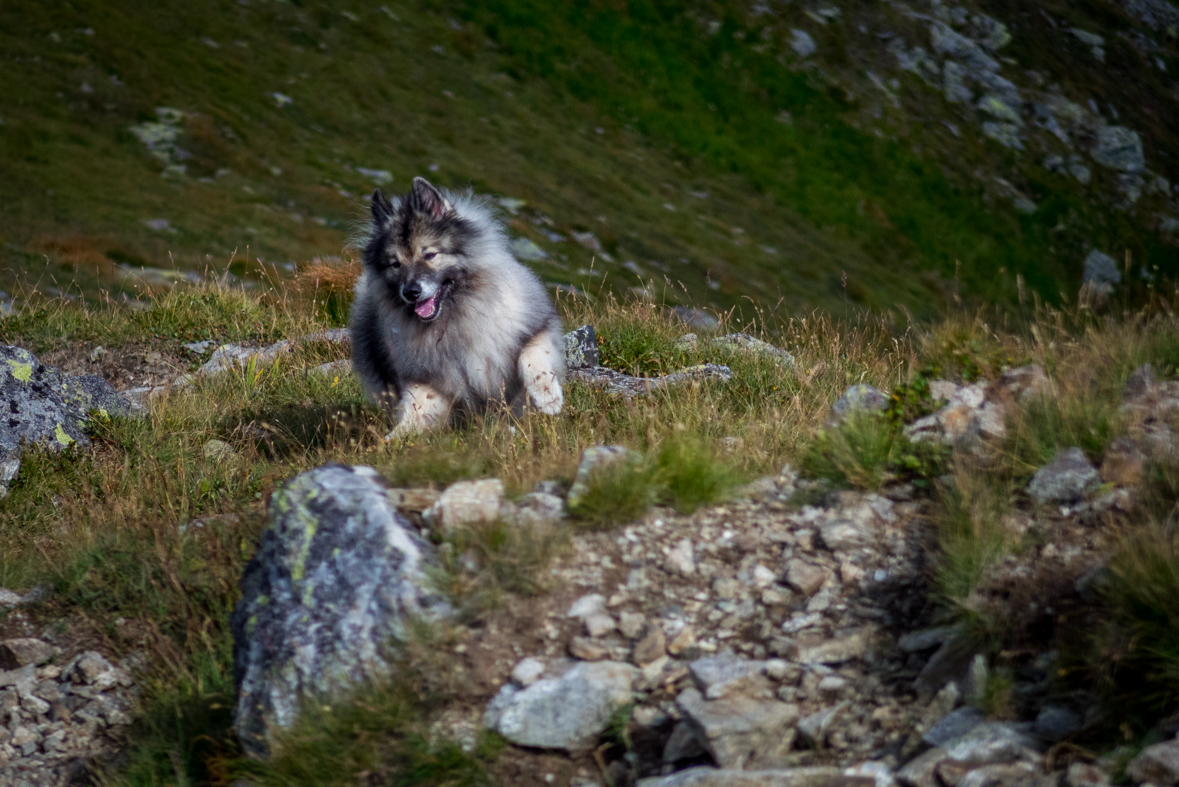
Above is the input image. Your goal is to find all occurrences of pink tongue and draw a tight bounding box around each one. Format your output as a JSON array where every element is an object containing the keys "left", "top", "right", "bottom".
[{"left": 414, "top": 296, "right": 437, "bottom": 318}]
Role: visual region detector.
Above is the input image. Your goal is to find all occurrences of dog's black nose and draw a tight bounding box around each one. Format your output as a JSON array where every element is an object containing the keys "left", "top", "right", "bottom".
[{"left": 402, "top": 282, "right": 422, "bottom": 302}]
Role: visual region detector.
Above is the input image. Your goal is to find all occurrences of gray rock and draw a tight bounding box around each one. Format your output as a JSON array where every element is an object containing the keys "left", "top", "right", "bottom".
[
  {"left": 979, "top": 95, "right": 1022, "bottom": 124},
  {"left": 619, "top": 611, "right": 647, "bottom": 639},
  {"left": 0, "top": 588, "right": 22, "bottom": 608},
  {"left": 509, "top": 236, "right": 548, "bottom": 261},
  {"left": 0, "top": 639, "right": 59, "bottom": 669},
  {"left": 1127, "top": 739, "right": 1179, "bottom": 785},
  {"left": 203, "top": 439, "right": 236, "bottom": 461},
  {"left": 969, "top": 13, "right": 1012, "bottom": 51},
  {"left": 1124, "top": 0, "right": 1179, "bottom": 32},
  {"left": 797, "top": 627, "right": 875, "bottom": 665},
  {"left": 1067, "top": 762, "right": 1110, "bottom": 787},
  {"left": 818, "top": 517, "right": 872, "bottom": 552},
  {"left": 711, "top": 333, "right": 794, "bottom": 368},
  {"left": 677, "top": 687, "right": 801, "bottom": 770},
  {"left": 784, "top": 560, "right": 827, "bottom": 597},
  {"left": 638, "top": 767, "right": 848, "bottom": 787},
  {"left": 568, "top": 593, "right": 607, "bottom": 619},
  {"left": 983, "top": 122, "right": 1024, "bottom": 150},
  {"left": 1126, "top": 363, "right": 1157, "bottom": 400},
  {"left": 796, "top": 700, "right": 849, "bottom": 746},
  {"left": 663, "top": 719, "right": 708, "bottom": 763},
  {"left": 511, "top": 657, "right": 546, "bottom": 686},
  {"left": 830, "top": 384, "right": 889, "bottom": 423},
  {"left": 1026, "top": 448, "right": 1100, "bottom": 504},
  {"left": 957, "top": 762, "right": 1039, "bottom": 787},
  {"left": 569, "top": 363, "right": 733, "bottom": 398},
  {"left": 672, "top": 307, "right": 719, "bottom": 331},
  {"left": 1091, "top": 126, "right": 1145, "bottom": 172},
  {"left": 942, "top": 721, "right": 1041, "bottom": 764},
  {"left": 0, "top": 345, "right": 93, "bottom": 466},
  {"left": 689, "top": 650, "right": 767, "bottom": 699},
  {"left": 931, "top": 22, "right": 999, "bottom": 73},
  {"left": 1071, "top": 28, "right": 1105, "bottom": 47},
  {"left": 898, "top": 626, "right": 958, "bottom": 652},
  {"left": 924, "top": 706, "right": 985, "bottom": 746},
  {"left": 60, "top": 374, "right": 132, "bottom": 419},
  {"left": 914, "top": 640, "right": 975, "bottom": 698},
  {"left": 506, "top": 491, "right": 565, "bottom": 528},
  {"left": 564, "top": 325, "right": 599, "bottom": 370},
  {"left": 422, "top": 478, "right": 504, "bottom": 531},
  {"left": 666, "top": 538, "right": 697, "bottom": 577},
  {"left": 790, "top": 29, "right": 817, "bottom": 58},
  {"left": 896, "top": 745, "right": 946, "bottom": 787},
  {"left": 944, "top": 61, "right": 973, "bottom": 103},
  {"left": 232, "top": 464, "right": 449, "bottom": 757},
  {"left": 1084, "top": 250, "right": 1122, "bottom": 289},
  {"left": 1034, "top": 705, "right": 1082, "bottom": 742},
  {"left": 483, "top": 660, "right": 638, "bottom": 751}
]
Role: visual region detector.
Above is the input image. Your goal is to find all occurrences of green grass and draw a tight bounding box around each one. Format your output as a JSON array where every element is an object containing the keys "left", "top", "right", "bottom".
[
  {"left": 801, "top": 410, "right": 948, "bottom": 491},
  {"left": 568, "top": 454, "right": 658, "bottom": 530},
  {"left": 654, "top": 435, "right": 744, "bottom": 514}
]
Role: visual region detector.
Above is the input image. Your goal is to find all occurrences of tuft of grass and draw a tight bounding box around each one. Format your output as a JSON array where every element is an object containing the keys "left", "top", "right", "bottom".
[
  {"left": 568, "top": 456, "right": 658, "bottom": 530},
  {"left": 654, "top": 435, "right": 744, "bottom": 514},
  {"left": 801, "top": 411, "right": 947, "bottom": 491},
  {"left": 1005, "top": 390, "right": 1123, "bottom": 473}
]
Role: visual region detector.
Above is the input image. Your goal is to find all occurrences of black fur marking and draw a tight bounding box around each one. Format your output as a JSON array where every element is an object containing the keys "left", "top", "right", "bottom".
[
  {"left": 409, "top": 177, "right": 450, "bottom": 220},
  {"left": 371, "top": 189, "right": 392, "bottom": 225}
]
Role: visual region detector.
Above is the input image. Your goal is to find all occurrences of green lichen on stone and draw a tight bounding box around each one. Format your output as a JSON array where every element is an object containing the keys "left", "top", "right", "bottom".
[
  {"left": 256, "top": 594, "right": 269, "bottom": 607},
  {"left": 54, "top": 423, "right": 74, "bottom": 447},
  {"left": 6, "top": 359, "right": 33, "bottom": 383}
]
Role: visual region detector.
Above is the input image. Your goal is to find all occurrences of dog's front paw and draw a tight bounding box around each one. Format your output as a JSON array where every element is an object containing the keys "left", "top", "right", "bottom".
[{"left": 530, "top": 378, "right": 564, "bottom": 415}]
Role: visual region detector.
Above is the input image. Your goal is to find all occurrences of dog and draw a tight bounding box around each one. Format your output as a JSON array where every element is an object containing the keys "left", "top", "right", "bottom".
[{"left": 350, "top": 177, "right": 565, "bottom": 438}]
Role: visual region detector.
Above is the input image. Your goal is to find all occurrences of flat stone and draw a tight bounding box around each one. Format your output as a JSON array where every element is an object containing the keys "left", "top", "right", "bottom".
[
  {"left": 896, "top": 746, "right": 946, "bottom": 787},
  {"left": 568, "top": 593, "right": 607, "bottom": 620},
  {"left": 510, "top": 657, "right": 546, "bottom": 687},
  {"left": 585, "top": 613, "right": 617, "bottom": 638},
  {"left": 677, "top": 687, "right": 801, "bottom": 770},
  {"left": 483, "top": 660, "right": 638, "bottom": 751},
  {"left": 941, "top": 721, "right": 1041, "bottom": 764},
  {"left": 689, "top": 650, "right": 767, "bottom": 699},
  {"left": 711, "top": 334, "right": 794, "bottom": 368},
  {"left": 818, "top": 518, "right": 872, "bottom": 552},
  {"left": 422, "top": 478, "right": 504, "bottom": 531},
  {"left": 638, "top": 767, "right": 850, "bottom": 787},
  {"left": 0, "top": 639, "right": 59, "bottom": 670},
  {"left": 569, "top": 636, "right": 609, "bottom": 661},
  {"left": 784, "top": 560, "right": 827, "bottom": 597},
  {"left": 1127, "top": 739, "right": 1179, "bottom": 785},
  {"left": 956, "top": 762, "right": 1038, "bottom": 787},
  {"left": 620, "top": 611, "right": 647, "bottom": 639},
  {"left": 634, "top": 628, "right": 666, "bottom": 666},
  {"left": 830, "top": 385, "right": 889, "bottom": 423},
  {"left": 666, "top": 538, "right": 696, "bottom": 576},
  {"left": 797, "top": 627, "right": 875, "bottom": 665},
  {"left": 924, "top": 706, "right": 984, "bottom": 746},
  {"left": 1027, "top": 448, "right": 1100, "bottom": 504},
  {"left": 1034, "top": 705, "right": 1082, "bottom": 742}
]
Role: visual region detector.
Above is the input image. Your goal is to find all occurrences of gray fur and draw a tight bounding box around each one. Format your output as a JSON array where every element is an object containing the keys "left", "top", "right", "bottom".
[{"left": 351, "top": 177, "right": 564, "bottom": 425}]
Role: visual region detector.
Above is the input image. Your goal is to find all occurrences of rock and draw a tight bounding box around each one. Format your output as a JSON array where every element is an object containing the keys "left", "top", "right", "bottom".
[
  {"left": 585, "top": 612, "right": 616, "bottom": 638},
  {"left": 509, "top": 236, "right": 548, "bottom": 261},
  {"left": 0, "top": 345, "right": 96, "bottom": 470},
  {"left": 1127, "top": 739, "right": 1179, "bottom": 785},
  {"left": 69, "top": 651, "right": 118, "bottom": 687},
  {"left": 983, "top": 122, "right": 1024, "bottom": 150},
  {"left": 567, "top": 445, "right": 642, "bottom": 506},
  {"left": 60, "top": 374, "right": 132, "bottom": 419},
  {"left": 914, "top": 640, "right": 975, "bottom": 698},
  {"left": 784, "top": 560, "right": 828, "bottom": 597},
  {"left": 818, "top": 518, "right": 872, "bottom": 552},
  {"left": 568, "top": 593, "right": 607, "bottom": 620},
  {"left": 931, "top": 21, "right": 999, "bottom": 72},
  {"left": 672, "top": 307, "right": 719, "bottom": 331},
  {"left": 711, "top": 334, "right": 794, "bottom": 368},
  {"left": 790, "top": 29, "right": 817, "bottom": 58},
  {"left": 964, "top": 653, "right": 989, "bottom": 706},
  {"left": 941, "top": 721, "right": 1041, "bottom": 764},
  {"left": 830, "top": 385, "right": 889, "bottom": 423},
  {"left": 634, "top": 628, "right": 666, "bottom": 666},
  {"left": 422, "top": 478, "right": 505, "bottom": 531},
  {"left": 638, "top": 767, "right": 848, "bottom": 787},
  {"left": 944, "top": 61, "right": 973, "bottom": 103},
  {"left": 1066, "top": 762, "right": 1110, "bottom": 787},
  {"left": 231, "top": 464, "right": 449, "bottom": 758},
  {"left": 1083, "top": 250, "right": 1122, "bottom": 290},
  {"left": 797, "top": 700, "right": 849, "bottom": 746},
  {"left": 506, "top": 492, "right": 565, "bottom": 528},
  {"left": 1000, "top": 365, "right": 1051, "bottom": 401},
  {"left": 924, "top": 707, "right": 984, "bottom": 746},
  {"left": 1027, "top": 448, "right": 1100, "bottom": 504},
  {"left": 897, "top": 746, "right": 946, "bottom": 787},
  {"left": 663, "top": 720, "right": 708, "bottom": 764},
  {"left": 1091, "top": 126, "right": 1145, "bottom": 173},
  {"left": 388, "top": 487, "right": 440, "bottom": 515},
  {"left": 0, "top": 588, "right": 22, "bottom": 608},
  {"left": 620, "top": 611, "right": 647, "bottom": 639},
  {"left": 569, "top": 364, "right": 733, "bottom": 398},
  {"left": 689, "top": 651, "right": 767, "bottom": 699},
  {"left": 970, "top": 13, "right": 1012, "bottom": 51},
  {"left": 483, "top": 660, "right": 638, "bottom": 751},
  {"left": 899, "top": 626, "right": 958, "bottom": 653},
  {"left": 669, "top": 626, "right": 697, "bottom": 656},
  {"left": 202, "top": 438, "right": 236, "bottom": 461},
  {"left": 564, "top": 325, "right": 600, "bottom": 370},
  {"left": 511, "top": 657, "right": 546, "bottom": 687},
  {"left": 1034, "top": 705, "right": 1082, "bottom": 742},
  {"left": 956, "top": 762, "right": 1038, "bottom": 787},
  {"left": 666, "top": 538, "right": 697, "bottom": 576},
  {"left": 0, "top": 639, "right": 59, "bottom": 670},
  {"left": 677, "top": 687, "right": 801, "bottom": 770},
  {"left": 1126, "top": 363, "right": 1157, "bottom": 400},
  {"left": 797, "top": 627, "right": 875, "bottom": 665},
  {"left": 569, "top": 636, "right": 609, "bottom": 661},
  {"left": 977, "top": 402, "right": 1007, "bottom": 440}
]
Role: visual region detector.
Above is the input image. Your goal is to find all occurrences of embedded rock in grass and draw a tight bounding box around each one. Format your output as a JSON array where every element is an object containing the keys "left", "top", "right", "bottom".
[
  {"left": 568, "top": 445, "right": 643, "bottom": 506},
  {"left": 689, "top": 650, "right": 768, "bottom": 699},
  {"left": 672, "top": 307, "right": 719, "bottom": 331},
  {"left": 711, "top": 333, "right": 794, "bottom": 368},
  {"left": 0, "top": 639, "right": 60, "bottom": 669},
  {"left": 422, "top": 478, "right": 504, "bottom": 531},
  {"left": 60, "top": 374, "right": 132, "bottom": 419},
  {"left": 564, "top": 325, "right": 600, "bottom": 370},
  {"left": 790, "top": 29, "right": 817, "bottom": 58},
  {"left": 483, "top": 660, "right": 638, "bottom": 751},
  {"left": 569, "top": 364, "right": 733, "bottom": 398},
  {"left": 1026, "top": 448, "right": 1100, "bottom": 504},
  {"left": 636, "top": 766, "right": 848, "bottom": 787},
  {"left": 676, "top": 687, "right": 801, "bottom": 769},
  {"left": 829, "top": 384, "right": 889, "bottom": 424},
  {"left": 231, "top": 463, "right": 449, "bottom": 759},
  {"left": 1083, "top": 249, "right": 1121, "bottom": 291},
  {"left": 1091, "top": 126, "right": 1145, "bottom": 173},
  {"left": 1127, "top": 739, "right": 1179, "bottom": 785},
  {"left": 999, "top": 364, "right": 1051, "bottom": 402},
  {"left": 505, "top": 491, "right": 565, "bottom": 529}
]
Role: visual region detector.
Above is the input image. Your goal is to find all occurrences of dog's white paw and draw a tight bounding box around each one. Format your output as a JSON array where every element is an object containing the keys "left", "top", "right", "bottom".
[{"left": 529, "top": 377, "right": 564, "bottom": 415}]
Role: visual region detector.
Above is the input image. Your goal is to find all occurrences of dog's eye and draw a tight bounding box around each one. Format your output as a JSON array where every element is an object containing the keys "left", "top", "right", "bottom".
[
  {"left": 423, "top": 251, "right": 437, "bottom": 261},
  {"left": 389, "top": 258, "right": 401, "bottom": 269}
]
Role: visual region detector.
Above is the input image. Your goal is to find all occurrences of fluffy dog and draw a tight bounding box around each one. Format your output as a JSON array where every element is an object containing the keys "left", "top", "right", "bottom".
[{"left": 351, "top": 177, "right": 564, "bottom": 437}]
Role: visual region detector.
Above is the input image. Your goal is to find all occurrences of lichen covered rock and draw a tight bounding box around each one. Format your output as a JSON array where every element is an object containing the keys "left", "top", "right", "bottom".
[{"left": 231, "top": 463, "right": 450, "bottom": 758}]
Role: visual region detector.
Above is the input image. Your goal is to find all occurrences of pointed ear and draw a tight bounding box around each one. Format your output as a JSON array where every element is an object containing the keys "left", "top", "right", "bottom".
[
  {"left": 409, "top": 177, "right": 454, "bottom": 220},
  {"left": 371, "top": 189, "right": 393, "bottom": 225}
]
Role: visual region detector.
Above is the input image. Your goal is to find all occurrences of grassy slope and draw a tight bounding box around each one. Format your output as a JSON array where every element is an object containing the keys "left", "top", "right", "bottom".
[{"left": 3, "top": 0, "right": 1168, "bottom": 318}]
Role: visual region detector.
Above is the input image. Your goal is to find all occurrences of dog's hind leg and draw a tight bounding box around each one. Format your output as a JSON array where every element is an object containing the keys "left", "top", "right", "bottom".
[
  {"left": 519, "top": 332, "right": 564, "bottom": 415},
  {"left": 387, "top": 382, "right": 452, "bottom": 439}
]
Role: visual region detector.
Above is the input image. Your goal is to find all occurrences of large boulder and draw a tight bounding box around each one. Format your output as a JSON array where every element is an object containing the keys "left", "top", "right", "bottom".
[{"left": 231, "top": 464, "right": 450, "bottom": 758}]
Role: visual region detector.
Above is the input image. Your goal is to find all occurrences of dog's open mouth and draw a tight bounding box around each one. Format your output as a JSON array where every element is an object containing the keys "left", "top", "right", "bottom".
[{"left": 414, "top": 295, "right": 439, "bottom": 320}]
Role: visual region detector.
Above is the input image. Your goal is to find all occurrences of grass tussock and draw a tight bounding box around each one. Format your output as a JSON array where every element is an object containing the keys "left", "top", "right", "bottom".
[{"left": 801, "top": 411, "right": 949, "bottom": 491}]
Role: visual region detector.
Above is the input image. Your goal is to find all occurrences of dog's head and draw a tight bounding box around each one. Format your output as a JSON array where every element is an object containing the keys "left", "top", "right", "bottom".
[{"left": 364, "top": 177, "right": 476, "bottom": 323}]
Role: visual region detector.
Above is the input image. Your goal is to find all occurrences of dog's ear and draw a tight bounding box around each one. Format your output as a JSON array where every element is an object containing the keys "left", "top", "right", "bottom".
[
  {"left": 409, "top": 177, "right": 454, "bottom": 220},
  {"left": 371, "top": 189, "right": 393, "bottom": 225}
]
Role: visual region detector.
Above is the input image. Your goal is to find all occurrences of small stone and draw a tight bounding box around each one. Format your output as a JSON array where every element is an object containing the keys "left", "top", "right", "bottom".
[
  {"left": 676, "top": 687, "right": 801, "bottom": 770},
  {"left": 637, "top": 766, "right": 846, "bottom": 787},
  {"left": 568, "top": 594, "right": 607, "bottom": 620},
  {"left": 585, "top": 613, "right": 616, "bottom": 638},
  {"left": 1066, "top": 762, "right": 1110, "bottom": 787},
  {"left": 1127, "top": 739, "right": 1179, "bottom": 785},
  {"left": 619, "top": 611, "right": 647, "bottom": 639},
  {"left": 563, "top": 325, "right": 599, "bottom": 370},
  {"left": 797, "top": 627, "right": 875, "bottom": 664},
  {"left": 1027, "top": 447, "right": 1100, "bottom": 504},
  {"left": 817, "top": 675, "right": 847, "bottom": 695},
  {"left": 784, "top": 560, "right": 827, "bottom": 597},
  {"left": 663, "top": 719, "right": 708, "bottom": 764},
  {"left": 0, "top": 639, "right": 59, "bottom": 669},
  {"left": 941, "top": 721, "right": 1040, "bottom": 764},
  {"left": 818, "top": 518, "right": 872, "bottom": 552},
  {"left": 764, "top": 659, "right": 792, "bottom": 682},
  {"left": 797, "top": 700, "right": 849, "bottom": 746},
  {"left": 507, "top": 492, "right": 565, "bottom": 528},
  {"left": 1126, "top": 363, "right": 1157, "bottom": 400},
  {"left": 202, "top": 439, "right": 236, "bottom": 461},
  {"left": 422, "top": 478, "right": 505, "bottom": 531},
  {"left": 689, "top": 650, "right": 767, "bottom": 699},
  {"left": 1091, "top": 126, "right": 1145, "bottom": 173},
  {"left": 569, "top": 636, "right": 608, "bottom": 661},
  {"left": 924, "top": 706, "right": 984, "bottom": 746},
  {"left": 0, "top": 588, "right": 22, "bottom": 608},
  {"left": 668, "top": 626, "right": 696, "bottom": 656},
  {"left": 511, "top": 657, "right": 546, "bottom": 687},
  {"left": 1034, "top": 705, "right": 1082, "bottom": 742},
  {"left": 1083, "top": 249, "right": 1121, "bottom": 290},
  {"left": 1100, "top": 437, "right": 1146, "bottom": 487},
  {"left": 666, "top": 538, "right": 696, "bottom": 576},
  {"left": 790, "top": 29, "right": 817, "bottom": 58},
  {"left": 633, "top": 628, "right": 667, "bottom": 666},
  {"left": 829, "top": 385, "right": 889, "bottom": 423}
]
